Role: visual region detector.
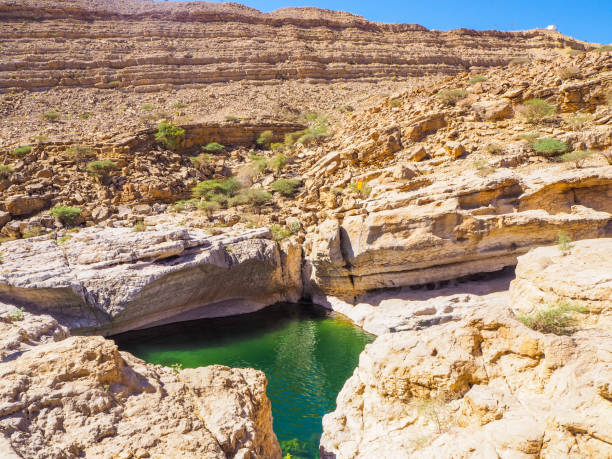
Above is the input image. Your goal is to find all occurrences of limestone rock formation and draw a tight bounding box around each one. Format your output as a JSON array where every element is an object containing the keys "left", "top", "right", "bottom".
[
  {"left": 511, "top": 237, "right": 612, "bottom": 325},
  {"left": 320, "top": 240, "right": 612, "bottom": 458},
  {"left": 0, "top": 303, "right": 281, "bottom": 459},
  {"left": 0, "top": 225, "right": 302, "bottom": 335},
  {"left": 306, "top": 167, "right": 612, "bottom": 304}
]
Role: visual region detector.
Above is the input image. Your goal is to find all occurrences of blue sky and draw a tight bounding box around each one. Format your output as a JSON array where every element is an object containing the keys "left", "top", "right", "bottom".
[{"left": 166, "top": 0, "right": 612, "bottom": 44}]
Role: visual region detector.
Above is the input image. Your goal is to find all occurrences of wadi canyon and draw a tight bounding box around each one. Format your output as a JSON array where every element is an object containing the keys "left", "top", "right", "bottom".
[{"left": 1, "top": 1, "right": 612, "bottom": 458}]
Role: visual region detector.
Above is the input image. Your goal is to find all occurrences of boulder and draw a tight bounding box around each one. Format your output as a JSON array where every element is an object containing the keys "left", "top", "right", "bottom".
[
  {"left": 471, "top": 99, "right": 513, "bottom": 121},
  {"left": 5, "top": 194, "right": 47, "bottom": 217}
]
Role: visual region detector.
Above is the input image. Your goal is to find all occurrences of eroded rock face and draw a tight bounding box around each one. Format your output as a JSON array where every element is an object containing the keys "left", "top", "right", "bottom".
[
  {"left": 510, "top": 238, "right": 612, "bottom": 325},
  {"left": 321, "top": 307, "right": 612, "bottom": 458},
  {"left": 320, "top": 239, "right": 612, "bottom": 458},
  {"left": 306, "top": 167, "right": 612, "bottom": 303},
  {"left": 0, "top": 225, "right": 302, "bottom": 335},
  {"left": 0, "top": 304, "right": 281, "bottom": 459}
]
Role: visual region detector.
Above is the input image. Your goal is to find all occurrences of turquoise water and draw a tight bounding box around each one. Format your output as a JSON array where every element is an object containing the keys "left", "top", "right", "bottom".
[{"left": 113, "top": 303, "right": 373, "bottom": 458}]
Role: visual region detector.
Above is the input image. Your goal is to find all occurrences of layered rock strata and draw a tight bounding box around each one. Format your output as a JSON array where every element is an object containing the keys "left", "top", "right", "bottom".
[
  {"left": 0, "top": 0, "right": 590, "bottom": 94},
  {"left": 306, "top": 167, "right": 612, "bottom": 303},
  {"left": 320, "top": 238, "right": 612, "bottom": 458},
  {"left": 0, "top": 225, "right": 302, "bottom": 335},
  {"left": 0, "top": 303, "right": 281, "bottom": 458}
]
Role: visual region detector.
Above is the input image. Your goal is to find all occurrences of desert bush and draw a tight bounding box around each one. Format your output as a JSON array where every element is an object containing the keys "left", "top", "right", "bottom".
[
  {"left": 9, "top": 307, "right": 24, "bottom": 322},
  {"left": 172, "top": 102, "right": 187, "bottom": 109},
  {"left": 256, "top": 130, "right": 274, "bottom": 148},
  {"left": 486, "top": 143, "right": 503, "bottom": 154},
  {"left": 132, "top": 222, "right": 146, "bottom": 232},
  {"left": 86, "top": 160, "right": 117, "bottom": 178},
  {"left": 170, "top": 199, "right": 198, "bottom": 212},
  {"left": 66, "top": 145, "right": 95, "bottom": 160},
  {"left": 515, "top": 132, "right": 541, "bottom": 141},
  {"left": 202, "top": 142, "right": 225, "bottom": 153},
  {"left": 518, "top": 99, "right": 556, "bottom": 124},
  {"left": 285, "top": 113, "right": 331, "bottom": 147},
  {"left": 22, "top": 226, "right": 43, "bottom": 239},
  {"left": 50, "top": 206, "right": 82, "bottom": 225},
  {"left": 12, "top": 145, "right": 32, "bottom": 157},
  {"left": 224, "top": 115, "right": 238, "bottom": 121},
  {"left": 338, "top": 105, "right": 354, "bottom": 113},
  {"left": 565, "top": 113, "right": 591, "bottom": 130},
  {"left": 270, "top": 142, "right": 284, "bottom": 152},
  {"left": 141, "top": 104, "right": 154, "bottom": 111},
  {"left": 155, "top": 121, "right": 185, "bottom": 149},
  {"left": 516, "top": 301, "right": 587, "bottom": 335},
  {"left": 270, "top": 225, "right": 291, "bottom": 242},
  {"left": 436, "top": 89, "right": 467, "bottom": 106},
  {"left": 271, "top": 178, "right": 301, "bottom": 196},
  {"left": 388, "top": 98, "right": 402, "bottom": 107},
  {"left": 244, "top": 188, "right": 272, "bottom": 207},
  {"left": 108, "top": 80, "right": 121, "bottom": 88},
  {"left": 79, "top": 113, "right": 90, "bottom": 120},
  {"left": 249, "top": 153, "right": 269, "bottom": 175},
  {"left": 0, "top": 164, "right": 14, "bottom": 179},
  {"left": 189, "top": 153, "right": 212, "bottom": 168},
  {"left": 41, "top": 111, "right": 59, "bottom": 121},
  {"left": 557, "top": 66, "right": 581, "bottom": 80},
  {"left": 596, "top": 45, "right": 612, "bottom": 53},
  {"left": 559, "top": 150, "right": 593, "bottom": 168},
  {"left": 557, "top": 230, "right": 573, "bottom": 255},
  {"left": 192, "top": 178, "right": 242, "bottom": 200},
  {"left": 350, "top": 180, "right": 372, "bottom": 198},
  {"left": 198, "top": 200, "right": 220, "bottom": 217},
  {"left": 269, "top": 153, "right": 288, "bottom": 173},
  {"left": 532, "top": 138, "right": 569, "bottom": 156},
  {"left": 469, "top": 75, "right": 488, "bottom": 84}
]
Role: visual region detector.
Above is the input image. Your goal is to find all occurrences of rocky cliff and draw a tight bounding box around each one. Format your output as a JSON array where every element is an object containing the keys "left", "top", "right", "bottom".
[
  {"left": 0, "top": 304, "right": 282, "bottom": 458},
  {"left": 0, "top": 224, "right": 302, "bottom": 335},
  {"left": 320, "top": 238, "right": 612, "bottom": 458}
]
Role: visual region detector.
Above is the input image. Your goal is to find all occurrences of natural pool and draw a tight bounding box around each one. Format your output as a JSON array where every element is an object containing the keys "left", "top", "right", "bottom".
[{"left": 113, "top": 303, "right": 374, "bottom": 458}]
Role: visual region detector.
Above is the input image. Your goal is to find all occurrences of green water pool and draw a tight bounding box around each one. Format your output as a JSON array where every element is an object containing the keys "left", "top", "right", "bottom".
[{"left": 113, "top": 303, "right": 374, "bottom": 458}]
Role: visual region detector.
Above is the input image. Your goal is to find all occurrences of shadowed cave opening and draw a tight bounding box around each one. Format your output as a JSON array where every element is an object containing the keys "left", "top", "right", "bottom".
[{"left": 112, "top": 302, "right": 374, "bottom": 458}]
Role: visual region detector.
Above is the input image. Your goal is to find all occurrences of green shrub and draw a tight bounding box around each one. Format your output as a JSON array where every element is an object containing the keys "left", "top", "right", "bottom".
[
  {"left": 228, "top": 193, "right": 250, "bottom": 207},
  {"left": 42, "top": 111, "right": 59, "bottom": 121},
  {"left": 155, "top": 121, "right": 185, "bottom": 149},
  {"left": 66, "top": 145, "right": 95, "bottom": 160},
  {"left": 270, "top": 142, "right": 284, "bottom": 151},
  {"left": 388, "top": 98, "right": 402, "bottom": 107},
  {"left": 559, "top": 150, "right": 593, "bottom": 168},
  {"left": 249, "top": 153, "right": 269, "bottom": 175},
  {"left": 190, "top": 153, "right": 212, "bottom": 168},
  {"left": 192, "top": 178, "right": 242, "bottom": 200},
  {"left": 532, "top": 138, "right": 569, "bottom": 156},
  {"left": 518, "top": 99, "right": 556, "bottom": 124},
  {"left": 436, "top": 89, "right": 467, "bottom": 106},
  {"left": 198, "top": 200, "right": 220, "bottom": 216},
  {"left": 269, "top": 153, "right": 288, "bottom": 173},
  {"left": 108, "top": 80, "right": 121, "bottom": 88},
  {"left": 9, "top": 307, "right": 24, "bottom": 322},
  {"left": 79, "top": 113, "right": 91, "bottom": 120},
  {"left": 86, "top": 160, "right": 117, "bottom": 177},
  {"left": 280, "top": 438, "right": 311, "bottom": 458},
  {"left": 224, "top": 115, "right": 238, "bottom": 121},
  {"left": 270, "top": 225, "right": 291, "bottom": 241},
  {"left": 256, "top": 130, "right": 274, "bottom": 148},
  {"left": 565, "top": 113, "right": 591, "bottom": 129},
  {"left": 132, "top": 222, "right": 146, "bottom": 232},
  {"left": 50, "top": 206, "right": 82, "bottom": 225},
  {"left": 0, "top": 164, "right": 14, "bottom": 179},
  {"left": 596, "top": 45, "right": 612, "bottom": 53},
  {"left": 469, "top": 75, "right": 487, "bottom": 84},
  {"left": 170, "top": 199, "right": 198, "bottom": 212},
  {"left": 22, "top": 226, "right": 43, "bottom": 239},
  {"left": 141, "top": 104, "right": 154, "bottom": 111},
  {"left": 285, "top": 113, "right": 331, "bottom": 147},
  {"left": 202, "top": 142, "right": 225, "bottom": 153},
  {"left": 516, "top": 301, "right": 587, "bottom": 335},
  {"left": 245, "top": 188, "right": 272, "bottom": 207},
  {"left": 557, "top": 230, "right": 573, "bottom": 255},
  {"left": 172, "top": 102, "right": 187, "bottom": 109},
  {"left": 271, "top": 178, "right": 301, "bottom": 196},
  {"left": 12, "top": 145, "right": 32, "bottom": 157}
]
